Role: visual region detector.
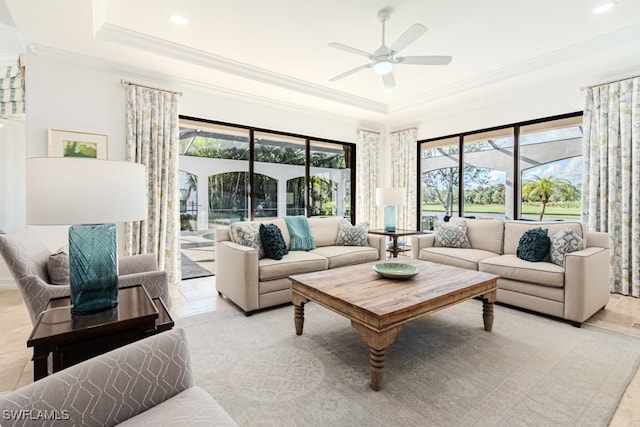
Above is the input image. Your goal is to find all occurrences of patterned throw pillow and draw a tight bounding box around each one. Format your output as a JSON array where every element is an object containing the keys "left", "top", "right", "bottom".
[
  {"left": 259, "top": 224, "right": 288, "bottom": 260},
  {"left": 335, "top": 220, "right": 370, "bottom": 246},
  {"left": 434, "top": 220, "right": 471, "bottom": 248},
  {"left": 234, "top": 224, "right": 265, "bottom": 259},
  {"left": 550, "top": 229, "right": 583, "bottom": 267},
  {"left": 47, "top": 248, "right": 70, "bottom": 285},
  {"left": 516, "top": 227, "right": 550, "bottom": 262}
]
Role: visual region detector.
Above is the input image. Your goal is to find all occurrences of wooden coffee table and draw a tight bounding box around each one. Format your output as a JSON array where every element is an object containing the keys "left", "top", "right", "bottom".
[
  {"left": 27, "top": 284, "right": 174, "bottom": 380},
  {"left": 290, "top": 259, "right": 498, "bottom": 391}
]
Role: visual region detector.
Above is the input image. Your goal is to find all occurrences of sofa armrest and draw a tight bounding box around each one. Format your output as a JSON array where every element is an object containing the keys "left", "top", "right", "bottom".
[
  {"left": 585, "top": 231, "right": 609, "bottom": 249},
  {"left": 410, "top": 234, "right": 436, "bottom": 258},
  {"left": 215, "top": 240, "right": 260, "bottom": 312},
  {"left": 119, "top": 270, "right": 171, "bottom": 309},
  {"left": 563, "top": 246, "right": 611, "bottom": 323},
  {"left": 0, "top": 328, "right": 193, "bottom": 426},
  {"left": 20, "top": 275, "right": 71, "bottom": 326},
  {"left": 119, "top": 253, "right": 159, "bottom": 275},
  {"left": 366, "top": 234, "right": 386, "bottom": 260}
]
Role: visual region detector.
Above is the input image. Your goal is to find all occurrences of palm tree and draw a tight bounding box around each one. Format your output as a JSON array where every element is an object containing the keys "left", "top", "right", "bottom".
[{"left": 522, "top": 175, "right": 575, "bottom": 220}]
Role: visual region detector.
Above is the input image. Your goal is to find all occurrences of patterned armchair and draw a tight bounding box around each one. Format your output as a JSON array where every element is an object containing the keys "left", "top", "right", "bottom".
[
  {"left": 0, "top": 328, "right": 237, "bottom": 426},
  {"left": 0, "top": 228, "right": 171, "bottom": 325}
]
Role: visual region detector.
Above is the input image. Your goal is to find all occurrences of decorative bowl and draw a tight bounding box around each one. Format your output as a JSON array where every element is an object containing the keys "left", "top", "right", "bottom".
[{"left": 372, "top": 263, "right": 419, "bottom": 280}]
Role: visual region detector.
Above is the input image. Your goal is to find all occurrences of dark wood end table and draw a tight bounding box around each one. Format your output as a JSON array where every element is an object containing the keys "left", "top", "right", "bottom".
[
  {"left": 27, "top": 284, "right": 174, "bottom": 381},
  {"left": 368, "top": 229, "right": 425, "bottom": 258}
]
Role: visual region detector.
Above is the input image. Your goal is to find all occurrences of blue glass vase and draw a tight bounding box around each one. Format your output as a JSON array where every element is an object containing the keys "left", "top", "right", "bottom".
[
  {"left": 68, "top": 223, "right": 118, "bottom": 314},
  {"left": 384, "top": 205, "right": 397, "bottom": 232}
]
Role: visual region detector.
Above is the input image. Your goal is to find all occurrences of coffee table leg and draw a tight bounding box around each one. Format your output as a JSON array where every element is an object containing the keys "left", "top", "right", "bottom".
[
  {"left": 291, "top": 291, "right": 308, "bottom": 336},
  {"left": 294, "top": 302, "right": 305, "bottom": 335},
  {"left": 482, "top": 289, "right": 497, "bottom": 332},
  {"left": 352, "top": 321, "right": 402, "bottom": 391}
]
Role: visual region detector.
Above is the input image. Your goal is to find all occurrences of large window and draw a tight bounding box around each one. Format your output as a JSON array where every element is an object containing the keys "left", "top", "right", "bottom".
[
  {"left": 419, "top": 113, "right": 582, "bottom": 228},
  {"left": 178, "top": 117, "right": 356, "bottom": 231}
]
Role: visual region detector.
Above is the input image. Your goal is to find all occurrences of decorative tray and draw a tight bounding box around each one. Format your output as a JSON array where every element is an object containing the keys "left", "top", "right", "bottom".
[{"left": 372, "top": 263, "right": 419, "bottom": 280}]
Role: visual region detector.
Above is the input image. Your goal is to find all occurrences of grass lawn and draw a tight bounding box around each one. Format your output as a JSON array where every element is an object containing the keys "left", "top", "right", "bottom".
[{"left": 422, "top": 204, "right": 581, "bottom": 220}]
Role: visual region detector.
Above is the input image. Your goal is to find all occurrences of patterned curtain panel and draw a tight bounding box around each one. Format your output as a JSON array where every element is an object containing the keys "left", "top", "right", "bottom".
[
  {"left": 356, "top": 130, "right": 380, "bottom": 227},
  {"left": 125, "top": 84, "right": 181, "bottom": 285},
  {"left": 582, "top": 77, "right": 640, "bottom": 297},
  {"left": 391, "top": 128, "right": 418, "bottom": 230},
  {"left": 0, "top": 55, "right": 25, "bottom": 115}
]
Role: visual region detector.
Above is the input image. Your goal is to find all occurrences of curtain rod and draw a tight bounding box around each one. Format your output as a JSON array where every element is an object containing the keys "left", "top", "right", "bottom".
[
  {"left": 120, "top": 79, "right": 183, "bottom": 96},
  {"left": 580, "top": 74, "right": 640, "bottom": 91},
  {"left": 391, "top": 127, "right": 417, "bottom": 134},
  {"left": 358, "top": 129, "right": 381, "bottom": 135}
]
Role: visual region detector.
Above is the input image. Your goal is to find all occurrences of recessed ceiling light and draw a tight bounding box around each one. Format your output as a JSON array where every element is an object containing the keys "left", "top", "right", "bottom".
[
  {"left": 592, "top": 1, "right": 618, "bottom": 14},
  {"left": 169, "top": 14, "right": 189, "bottom": 26}
]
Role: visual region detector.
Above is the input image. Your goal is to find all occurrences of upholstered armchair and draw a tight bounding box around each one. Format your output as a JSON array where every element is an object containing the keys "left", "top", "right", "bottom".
[{"left": 0, "top": 228, "right": 171, "bottom": 326}]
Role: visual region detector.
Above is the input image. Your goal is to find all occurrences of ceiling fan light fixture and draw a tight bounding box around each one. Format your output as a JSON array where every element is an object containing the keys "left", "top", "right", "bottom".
[{"left": 372, "top": 60, "right": 393, "bottom": 75}]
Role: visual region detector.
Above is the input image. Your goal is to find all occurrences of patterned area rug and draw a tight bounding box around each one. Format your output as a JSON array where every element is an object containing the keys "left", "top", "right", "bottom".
[{"left": 178, "top": 300, "right": 640, "bottom": 427}]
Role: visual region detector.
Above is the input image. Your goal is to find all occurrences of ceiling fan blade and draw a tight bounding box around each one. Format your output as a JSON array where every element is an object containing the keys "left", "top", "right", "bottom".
[
  {"left": 396, "top": 55, "right": 452, "bottom": 65},
  {"left": 328, "top": 42, "right": 372, "bottom": 58},
  {"left": 329, "top": 64, "right": 371, "bottom": 82},
  {"left": 390, "top": 24, "right": 427, "bottom": 54},
  {"left": 383, "top": 72, "right": 396, "bottom": 89}
]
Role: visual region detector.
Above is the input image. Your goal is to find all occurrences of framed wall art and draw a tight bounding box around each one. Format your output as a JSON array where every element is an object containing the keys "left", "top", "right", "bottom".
[{"left": 48, "top": 129, "right": 109, "bottom": 159}]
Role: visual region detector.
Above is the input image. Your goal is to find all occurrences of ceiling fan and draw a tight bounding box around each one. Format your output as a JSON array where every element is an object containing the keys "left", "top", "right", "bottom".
[{"left": 328, "top": 8, "right": 452, "bottom": 89}]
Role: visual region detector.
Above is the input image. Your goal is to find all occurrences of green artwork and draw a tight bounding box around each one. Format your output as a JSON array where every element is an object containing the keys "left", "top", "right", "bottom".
[{"left": 63, "top": 140, "right": 98, "bottom": 158}]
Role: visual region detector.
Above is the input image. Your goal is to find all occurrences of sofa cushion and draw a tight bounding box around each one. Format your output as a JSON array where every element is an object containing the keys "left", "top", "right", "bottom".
[
  {"left": 47, "top": 248, "right": 70, "bottom": 285},
  {"left": 335, "top": 219, "right": 370, "bottom": 246},
  {"left": 479, "top": 254, "right": 564, "bottom": 288},
  {"left": 311, "top": 245, "right": 379, "bottom": 269},
  {"left": 258, "top": 251, "right": 328, "bottom": 281},
  {"left": 451, "top": 218, "right": 504, "bottom": 254},
  {"left": 504, "top": 221, "right": 584, "bottom": 255},
  {"left": 118, "top": 386, "right": 238, "bottom": 426},
  {"left": 308, "top": 216, "right": 342, "bottom": 247},
  {"left": 418, "top": 247, "right": 498, "bottom": 271},
  {"left": 550, "top": 229, "right": 584, "bottom": 267},
  {"left": 434, "top": 220, "right": 471, "bottom": 248},
  {"left": 230, "top": 219, "right": 291, "bottom": 249},
  {"left": 232, "top": 223, "right": 265, "bottom": 259},
  {"left": 516, "top": 227, "right": 550, "bottom": 262},
  {"left": 259, "top": 224, "right": 288, "bottom": 260}
]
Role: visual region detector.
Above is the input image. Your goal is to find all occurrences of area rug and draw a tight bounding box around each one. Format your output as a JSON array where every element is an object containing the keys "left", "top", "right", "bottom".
[{"left": 177, "top": 301, "right": 640, "bottom": 427}]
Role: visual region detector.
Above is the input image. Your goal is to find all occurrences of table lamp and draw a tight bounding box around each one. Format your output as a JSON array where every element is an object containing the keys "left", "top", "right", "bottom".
[
  {"left": 376, "top": 187, "right": 406, "bottom": 232},
  {"left": 26, "top": 158, "right": 147, "bottom": 314}
]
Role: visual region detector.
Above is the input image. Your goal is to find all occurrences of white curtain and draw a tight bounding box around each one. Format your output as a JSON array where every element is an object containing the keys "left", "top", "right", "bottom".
[
  {"left": 125, "top": 84, "right": 181, "bottom": 285},
  {"left": 390, "top": 128, "right": 418, "bottom": 230},
  {"left": 356, "top": 130, "right": 380, "bottom": 227},
  {"left": 0, "top": 54, "right": 25, "bottom": 115},
  {"left": 582, "top": 77, "right": 640, "bottom": 297}
]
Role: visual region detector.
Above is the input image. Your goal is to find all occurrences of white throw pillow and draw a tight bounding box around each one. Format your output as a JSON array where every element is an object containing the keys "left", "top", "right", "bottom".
[{"left": 434, "top": 220, "right": 471, "bottom": 248}]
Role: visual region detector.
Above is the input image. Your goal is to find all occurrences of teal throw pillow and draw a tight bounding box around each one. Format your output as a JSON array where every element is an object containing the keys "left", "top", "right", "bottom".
[
  {"left": 550, "top": 228, "right": 583, "bottom": 267},
  {"left": 516, "top": 227, "right": 550, "bottom": 262},
  {"left": 335, "top": 220, "right": 370, "bottom": 246},
  {"left": 259, "top": 224, "right": 288, "bottom": 260},
  {"left": 434, "top": 220, "right": 471, "bottom": 248}
]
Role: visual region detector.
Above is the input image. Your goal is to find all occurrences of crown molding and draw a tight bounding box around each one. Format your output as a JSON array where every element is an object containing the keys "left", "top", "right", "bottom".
[
  {"left": 28, "top": 44, "right": 367, "bottom": 128},
  {"left": 94, "top": 23, "right": 388, "bottom": 115},
  {"left": 389, "top": 23, "right": 640, "bottom": 114}
]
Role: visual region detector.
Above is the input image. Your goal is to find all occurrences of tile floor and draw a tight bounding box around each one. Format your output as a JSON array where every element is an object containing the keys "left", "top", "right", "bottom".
[{"left": 1, "top": 279, "right": 639, "bottom": 426}]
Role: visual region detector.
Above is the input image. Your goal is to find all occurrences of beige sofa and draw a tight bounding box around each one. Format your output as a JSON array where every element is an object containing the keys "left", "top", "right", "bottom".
[
  {"left": 411, "top": 218, "right": 610, "bottom": 325},
  {"left": 0, "top": 328, "right": 237, "bottom": 426},
  {"left": 216, "top": 216, "right": 385, "bottom": 314}
]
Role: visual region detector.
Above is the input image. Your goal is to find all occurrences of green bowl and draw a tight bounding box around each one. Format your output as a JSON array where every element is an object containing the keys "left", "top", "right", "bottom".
[{"left": 372, "top": 263, "right": 419, "bottom": 280}]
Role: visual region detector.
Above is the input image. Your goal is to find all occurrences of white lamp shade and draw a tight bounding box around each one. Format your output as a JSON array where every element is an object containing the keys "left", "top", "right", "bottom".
[
  {"left": 27, "top": 158, "right": 148, "bottom": 225},
  {"left": 375, "top": 187, "right": 406, "bottom": 206}
]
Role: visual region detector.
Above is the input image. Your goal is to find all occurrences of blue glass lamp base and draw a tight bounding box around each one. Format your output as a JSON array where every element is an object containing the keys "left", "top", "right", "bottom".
[
  {"left": 384, "top": 205, "right": 398, "bottom": 232},
  {"left": 68, "top": 223, "right": 118, "bottom": 314}
]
